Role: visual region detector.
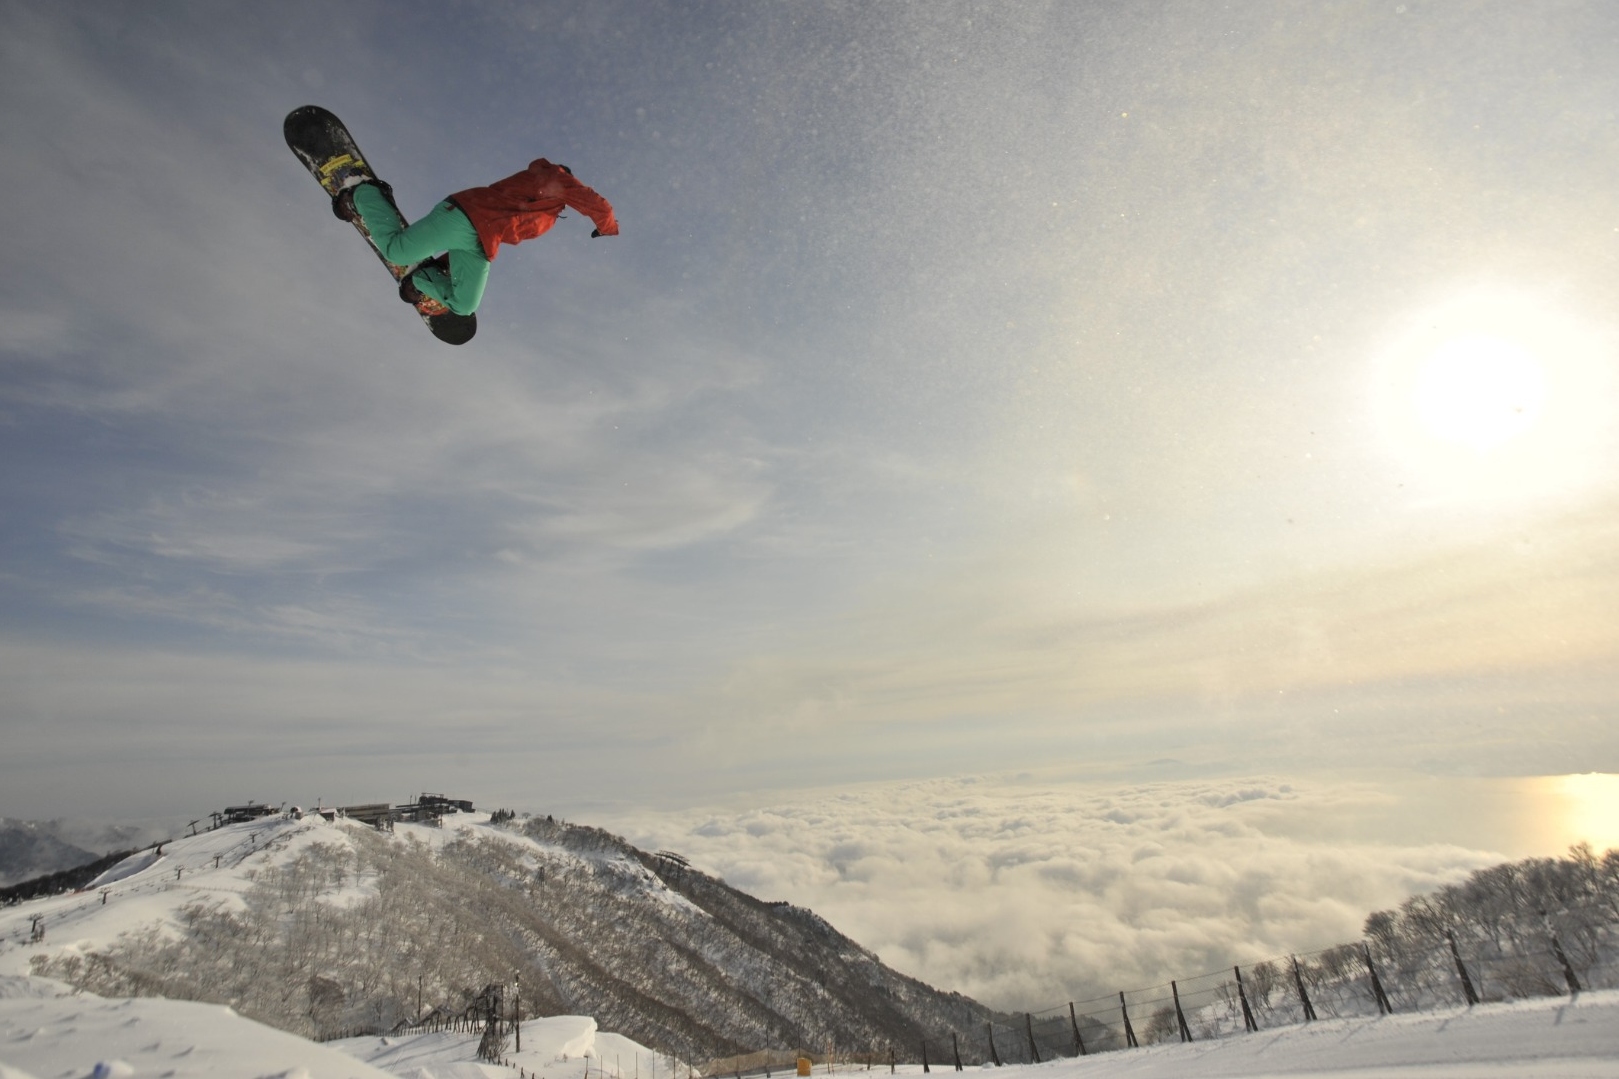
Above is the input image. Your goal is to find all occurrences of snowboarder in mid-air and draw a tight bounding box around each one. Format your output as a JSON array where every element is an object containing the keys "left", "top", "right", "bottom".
[
  {"left": 283, "top": 105, "right": 618, "bottom": 345},
  {"left": 333, "top": 156, "right": 619, "bottom": 317}
]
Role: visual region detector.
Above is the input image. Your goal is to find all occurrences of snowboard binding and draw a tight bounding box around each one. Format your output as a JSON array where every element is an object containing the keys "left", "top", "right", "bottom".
[
  {"left": 399, "top": 254, "right": 450, "bottom": 309},
  {"left": 331, "top": 178, "right": 395, "bottom": 223}
]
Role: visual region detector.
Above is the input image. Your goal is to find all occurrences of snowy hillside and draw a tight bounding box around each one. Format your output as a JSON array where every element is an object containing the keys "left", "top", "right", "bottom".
[
  {"left": 2, "top": 973, "right": 1616, "bottom": 1078},
  {"left": 330, "top": 1014, "right": 661, "bottom": 1079},
  {"left": 0, "top": 973, "right": 655, "bottom": 1079},
  {"left": 0, "top": 811, "right": 1000, "bottom": 1061},
  {"left": 0, "top": 974, "right": 397, "bottom": 1079}
]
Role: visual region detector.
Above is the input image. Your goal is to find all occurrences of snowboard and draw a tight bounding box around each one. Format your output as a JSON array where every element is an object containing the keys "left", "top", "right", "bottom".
[{"left": 283, "top": 105, "right": 477, "bottom": 346}]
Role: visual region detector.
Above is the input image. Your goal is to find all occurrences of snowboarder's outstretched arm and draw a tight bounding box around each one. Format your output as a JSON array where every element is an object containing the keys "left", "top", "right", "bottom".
[
  {"left": 450, "top": 158, "right": 618, "bottom": 259},
  {"left": 554, "top": 168, "right": 619, "bottom": 238}
]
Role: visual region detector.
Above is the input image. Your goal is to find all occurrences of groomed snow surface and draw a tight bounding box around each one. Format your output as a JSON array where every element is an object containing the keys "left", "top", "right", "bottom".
[
  {"left": 0, "top": 976, "right": 659, "bottom": 1079},
  {"left": 3, "top": 979, "right": 1616, "bottom": 1079},
  {"left": 0, "top": 974, "right": 396, "bottom": 1079}
]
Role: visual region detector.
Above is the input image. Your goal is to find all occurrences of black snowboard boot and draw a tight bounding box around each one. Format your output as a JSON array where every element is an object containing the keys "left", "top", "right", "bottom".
[
  {"left": 398, "top": 272, "right": 425, "bottom": 305},
  {"left": 332, "top": 178, "right": 394, "bottom": 222},
  {"left": 399, "top": 254, "right": 449, "bottom": 305},
  {"left": 332, "top": 186, "right": 359, "bottom": 222}
]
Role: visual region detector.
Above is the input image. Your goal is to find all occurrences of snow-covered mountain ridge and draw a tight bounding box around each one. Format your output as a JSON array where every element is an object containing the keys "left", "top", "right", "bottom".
[{"left": 0, "top": 811, "right": 1000, "bottom": 1061}]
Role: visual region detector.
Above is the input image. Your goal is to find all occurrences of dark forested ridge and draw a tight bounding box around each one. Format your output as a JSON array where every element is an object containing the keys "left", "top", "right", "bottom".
[{"left": 513, "top": 817, "right": 1000, "bottom": 1060}]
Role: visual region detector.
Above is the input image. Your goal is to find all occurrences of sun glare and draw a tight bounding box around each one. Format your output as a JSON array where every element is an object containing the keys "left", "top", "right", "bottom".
[
  {"left": 1372, "top": 290, "right": 1616, "bottom": 505},
  {"left": 1548, "top": 773, "right": 1619, "bottom": 855},
  {"left": 1412, "top": 335, "right": 1544, "bottom": 452}
]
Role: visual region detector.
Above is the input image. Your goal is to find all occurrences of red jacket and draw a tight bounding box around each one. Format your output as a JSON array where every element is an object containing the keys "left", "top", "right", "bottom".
[{"left": 449, "top": 158, "right": 619, "bottom": 260}]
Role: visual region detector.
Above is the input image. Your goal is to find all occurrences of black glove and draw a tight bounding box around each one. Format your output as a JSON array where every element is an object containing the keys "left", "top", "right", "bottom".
[{"left": 591, "top": 229, "right": 602, "bottom": 238}]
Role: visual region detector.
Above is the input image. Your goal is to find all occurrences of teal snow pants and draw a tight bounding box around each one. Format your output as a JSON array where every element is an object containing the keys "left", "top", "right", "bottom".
[{"left": 353, "top": 185, "right": 490, "bottom": 316}]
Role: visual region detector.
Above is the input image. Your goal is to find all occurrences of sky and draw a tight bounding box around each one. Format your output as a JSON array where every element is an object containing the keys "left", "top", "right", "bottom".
[{"left": 4, "top": 0, "right": 1619, "bottom": 1004}]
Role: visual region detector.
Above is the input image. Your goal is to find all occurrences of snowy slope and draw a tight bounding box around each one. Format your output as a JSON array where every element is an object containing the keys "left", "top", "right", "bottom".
[
  {"left": 0, "top": 974, "right": 658, "bottom": 1079},
  {"left": 0, "top": 975, "right": 398, "bottom": 1079},
  {"left": 3, "top": 977, "right": 1617, "bottom": 1078},
  {"left": 328, "top": 990, "right": 1619, "bottom": 1079},
  {"left": 0, "top": 812, "right": 528, "bottom": 975},
  {"left": 0, "top": 814, "right": 344, "bottom": 974},
  {"left": 1029, "top": 991, "right": 1619, "bottom": 1077},
  {"left": 332, "top": 1014, "right": 661, "bottom": 1079}
]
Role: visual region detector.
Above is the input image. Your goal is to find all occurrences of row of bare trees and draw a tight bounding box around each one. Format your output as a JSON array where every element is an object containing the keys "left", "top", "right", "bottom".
[{"left": 897, "top": 844, "right": 1618, "bottom": 1073}]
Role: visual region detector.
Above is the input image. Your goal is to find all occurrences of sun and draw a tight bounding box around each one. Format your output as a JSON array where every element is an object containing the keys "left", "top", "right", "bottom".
[
  {"left": 1411, "top": 334, "right": 1545, "bottom": 452},
  {"left": 1371, "top": 289, "right": 1615, "bottom": 505},
  {"left": 1555, "top": 773, "right": 1619, "bottom": 855}
]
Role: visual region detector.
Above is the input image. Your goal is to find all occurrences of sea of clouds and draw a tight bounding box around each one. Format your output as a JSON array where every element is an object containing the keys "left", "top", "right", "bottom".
[{"left": 608, "top": 774, "right": 1500, "bottom": 1012}]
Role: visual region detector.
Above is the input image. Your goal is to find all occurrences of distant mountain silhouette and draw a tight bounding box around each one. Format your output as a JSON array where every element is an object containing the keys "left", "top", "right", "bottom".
[{"left": 0, "top": 821, "right": 99, "bottom": 889}]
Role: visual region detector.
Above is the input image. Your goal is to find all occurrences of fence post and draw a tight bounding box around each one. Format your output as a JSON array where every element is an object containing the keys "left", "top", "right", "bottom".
[
  {"left": 1233, "top": 967, "right": 1259, "bottom": 1032},
  {"left": 951, "top": 1031, "right": 962, "bottom": 1072},
  {"left": 985, "top": 1023, "right": 1001, "bottom": 1067},
  {"left": 1171, "top": 981, "right": 1193, "bottom": 1043},
  {"left": 1024, "top": 1014, "right": 1040, "bottom": 1063},
  {"left": 1119, "top": 992, "right": 1138, "bottom": 1049},
  {"left": 921, "top": 1040, "right": 930, "bottom": 1074},
  {"left": 888, "top": 1048, "right": 894, "bottom": 1074},
  {"left": 1446, "top": 930, "right": 1480, "bottom": 1006},
  {"left": 1361, "top": 943, "right": 1392, "bottom": 1015},
  {"left": 1290, "top": 956, "right": 1318, "bottom": 1022},
  {"left": 1068, "top": 1002, "right": 1087, "bottom": 1056}
]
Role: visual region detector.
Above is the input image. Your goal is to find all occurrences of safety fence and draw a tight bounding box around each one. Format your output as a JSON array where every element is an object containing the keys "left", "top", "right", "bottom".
[
  {"left": 351, "top": 929, "right": 1617, "bottom": 1077},
  {"left": 897, "top": 933, "right": 1617, "bottom": 1072},
  {"left": 696, "top": 931, "right": 1615, "bottom": 1076}
]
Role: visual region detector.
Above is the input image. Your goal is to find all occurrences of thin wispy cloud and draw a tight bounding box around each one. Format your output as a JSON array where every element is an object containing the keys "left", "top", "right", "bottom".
[{"left": 671, "top": 499, "right": 1619, "bottom": 788}]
